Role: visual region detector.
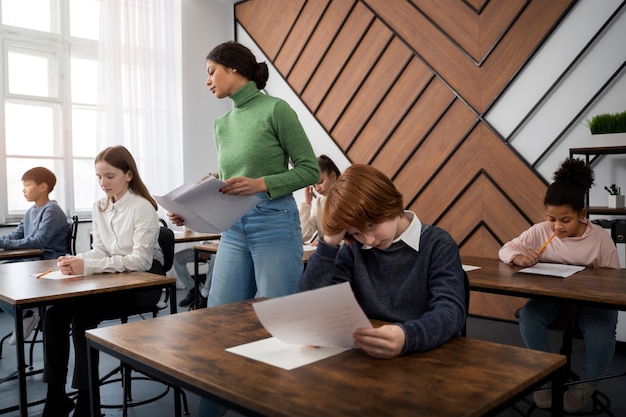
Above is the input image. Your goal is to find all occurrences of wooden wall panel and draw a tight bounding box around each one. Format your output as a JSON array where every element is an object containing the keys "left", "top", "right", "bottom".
[
  {"left": 315, "top": 20, "right": 392, "bottom": 130},
  {"left": 371, "top": 78, "right": 453, "bottom": 178},
  {"left": 234, "top": 0, "right": 305, "bottom": 60},
  {"left": 301, "top": 2, "right": 374, "bottom": 110},
  {"left": 235, "top": 0, "right": 576, "bottom": 321},
  {"left": 288, "top": 0, "right": 356, "bottom": 93},
  {"left": 273, "top": 0, "right": 328, "bottom": 75},
  {"left": 347, "top": 58, "right": 431, "bottom": 163}
]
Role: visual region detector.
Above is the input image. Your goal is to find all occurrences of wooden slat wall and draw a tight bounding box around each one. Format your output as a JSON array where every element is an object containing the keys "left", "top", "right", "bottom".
[{"left": 235, "top": 0, "right": 577, "bottom": 320}]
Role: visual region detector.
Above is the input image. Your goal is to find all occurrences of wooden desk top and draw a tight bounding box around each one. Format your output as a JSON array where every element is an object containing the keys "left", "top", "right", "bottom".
[
  {"left": 0, "top": 248, "right": 44, "bottom": 260},
  {"left": 87, "top": 299, "right": 565, "bottom": 417},
  {"left": 0, "top": 259, "right": 175, "bottom": 308},
  {"left": 173, "top": 229, "right": 221, "bottom": 243},
  {"left": 194, "top": 243, "right": 315, "bottom": 263},
  {"left": 463, "top": 256, "right": 626, "bottom": 310}
]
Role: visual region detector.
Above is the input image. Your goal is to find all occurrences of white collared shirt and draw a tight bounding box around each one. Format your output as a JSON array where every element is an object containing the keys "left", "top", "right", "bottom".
[{"left": 362, "top": 210, "right": 422, "bottom": 252}]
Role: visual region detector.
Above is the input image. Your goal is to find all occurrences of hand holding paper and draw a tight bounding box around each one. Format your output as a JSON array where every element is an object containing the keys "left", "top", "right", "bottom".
[{"left": 154, "top": 176, "right": 260, "bottom": 234}]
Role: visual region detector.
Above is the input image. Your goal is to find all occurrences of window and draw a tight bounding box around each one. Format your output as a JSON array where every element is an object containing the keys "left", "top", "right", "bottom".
[{"left": 0, "top": 0, "right": 100, "bottom": 222}]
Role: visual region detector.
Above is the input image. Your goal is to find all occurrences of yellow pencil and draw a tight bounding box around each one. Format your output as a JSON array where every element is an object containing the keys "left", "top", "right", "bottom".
[
  {"left": 538, "top": 234, "right": 556, "bottom": 254},
  {"left": 36, "top": 269, "right": 52, "bottom": 279}
]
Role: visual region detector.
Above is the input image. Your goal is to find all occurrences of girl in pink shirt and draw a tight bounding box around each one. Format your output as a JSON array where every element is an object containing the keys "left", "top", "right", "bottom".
[{"left": 499, "top": 158, "right": 619, "bottom": 412}]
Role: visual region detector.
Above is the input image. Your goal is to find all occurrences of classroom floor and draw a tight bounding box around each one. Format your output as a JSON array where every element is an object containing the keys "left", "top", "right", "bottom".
[{"left": 0, "top": 290, "right": 625, "bottom": 417}]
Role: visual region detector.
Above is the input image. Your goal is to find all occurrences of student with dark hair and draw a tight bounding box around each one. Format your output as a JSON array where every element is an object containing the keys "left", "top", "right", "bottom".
[
  {"left": 167, "top": 41, "right": 319, "bottom": 417},
  {"left": 42, "top": 145, "right": 164, "bottom": 417},
  {"left": 299, "top": 155, "right": 341, "bottom": 245},
  {"left": 0, "top": 166, "right": 69, "bottom": 344},
  {"left": 299, "top": 164, "right": 466, "bottom": 358},
  {"left": 499, "top": 158, "right": 619, "bottom": 412}
]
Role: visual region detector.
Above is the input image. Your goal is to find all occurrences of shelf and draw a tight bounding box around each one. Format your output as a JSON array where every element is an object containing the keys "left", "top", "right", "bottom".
[
  {"left": 569, "top": 146, "right": 626, "bottom": 155},
  {"left": 588, "top": 207, "right": 626, "bottom": 216}
]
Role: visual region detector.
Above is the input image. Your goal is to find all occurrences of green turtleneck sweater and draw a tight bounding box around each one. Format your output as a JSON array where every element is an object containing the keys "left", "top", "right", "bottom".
[{"left": 214, "top": 81, "right": 319, "bottom": 199}]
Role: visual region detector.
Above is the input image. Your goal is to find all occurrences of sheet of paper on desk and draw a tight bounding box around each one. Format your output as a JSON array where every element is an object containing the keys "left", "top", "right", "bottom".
[
  {"left": 154, "top": 176, "right": 260, "bottom": 234},
  {"left": 519, "top": 263, "right": 585, "bottom": 278},
  {"left": 462, "top": 264, "right": 481, "bottom": 272},
  {"left": 252, "top": 281, "right": 373, "bottom": 348},
  {"left": 226, "top": 337, "right": 350, "bottom": 370}
]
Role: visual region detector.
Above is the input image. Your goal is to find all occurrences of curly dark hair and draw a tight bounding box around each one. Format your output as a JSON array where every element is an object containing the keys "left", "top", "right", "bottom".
[{"left": 544, "top": 158, "right": 594, "bottom": 212}]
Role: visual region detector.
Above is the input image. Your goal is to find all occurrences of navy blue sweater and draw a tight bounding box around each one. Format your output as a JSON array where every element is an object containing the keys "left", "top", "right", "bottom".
[{"left": 298, "top": 224, "right": 466, "bottom": 354}]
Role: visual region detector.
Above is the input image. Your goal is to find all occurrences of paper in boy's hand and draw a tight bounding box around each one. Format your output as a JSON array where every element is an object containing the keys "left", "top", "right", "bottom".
[
  {"left": 154, "top": 176, "right": 260, "bottom": 234},
  {"left": 252, "top": 282, "right": 372, "bottom": 348}
]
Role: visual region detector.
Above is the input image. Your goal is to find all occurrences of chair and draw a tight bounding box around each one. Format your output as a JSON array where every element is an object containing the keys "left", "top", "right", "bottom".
[
  {"left": 99, "top": 219, "right": 189, "bottom": 417},
  {"left": 67, "top": 215, "right": 79, "bottom": 256}
]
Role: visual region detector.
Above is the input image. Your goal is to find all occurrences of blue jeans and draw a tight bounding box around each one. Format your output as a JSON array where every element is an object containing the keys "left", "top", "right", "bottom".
[
  {"left": 519, "top": 299, "right": 617, "bottom": 383},
  {"left": 197, "top": 193, "right": 303, "bottom": 417}
]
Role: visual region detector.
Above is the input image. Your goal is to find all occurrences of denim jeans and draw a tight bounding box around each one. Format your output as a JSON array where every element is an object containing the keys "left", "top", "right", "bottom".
[
  {"left": 518, "top": 299, "right": 617, "bottom": 383},
  {"left": 197, "top": 193, "right": 303, "bottom": 417}
]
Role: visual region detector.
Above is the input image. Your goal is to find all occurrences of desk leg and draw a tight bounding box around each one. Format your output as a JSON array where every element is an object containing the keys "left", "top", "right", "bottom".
[
  {"left": 551, "top": 366, "right": 565, "bottom": 416},
  {"left": 14, "top": 305, "right": 29, "bottom": 417},
  {"left": 169, "top": 282, "right": 177, "bottom": 315},
  {"left": 87, "top": 340, "right": 101, "bottom": 417},
  {"left": 193, "top": 248, "right": 200, "bottom": 310}
]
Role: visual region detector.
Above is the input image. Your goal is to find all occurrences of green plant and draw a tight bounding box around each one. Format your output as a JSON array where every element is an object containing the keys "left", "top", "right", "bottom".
[
  {"left": 586, "top": 110, "right": 626, "bottom": 134},
  {"left": 604, "top": 184, "right": 621, "bottom": 195}
]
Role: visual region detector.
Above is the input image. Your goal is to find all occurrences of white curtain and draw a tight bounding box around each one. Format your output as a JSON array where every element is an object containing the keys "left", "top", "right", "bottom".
[{"left": 96, "top": 0, "right": 183, "bottom": 201}]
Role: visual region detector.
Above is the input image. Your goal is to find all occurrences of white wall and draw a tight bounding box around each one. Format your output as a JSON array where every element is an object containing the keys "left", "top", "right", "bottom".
[{"left": 181, "top": 0, "right": 234, "bottom": 184}]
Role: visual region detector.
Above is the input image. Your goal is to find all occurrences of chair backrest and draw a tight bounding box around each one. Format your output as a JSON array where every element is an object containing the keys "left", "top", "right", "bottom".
[
  {"left": 158, "top": 219, "right": 175, "bottom": 273},
  {"left": 66, "top": 215, "right": 79, "bottom": 256}
]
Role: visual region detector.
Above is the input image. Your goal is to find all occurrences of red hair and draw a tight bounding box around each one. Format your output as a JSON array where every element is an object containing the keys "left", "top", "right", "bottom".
[{"left": 323, "top": 164, "right": 403, "bottom": 243}]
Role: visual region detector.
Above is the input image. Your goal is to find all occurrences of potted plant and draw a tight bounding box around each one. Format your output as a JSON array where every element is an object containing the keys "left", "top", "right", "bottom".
[
  {"left": 604, "top": 184, "right": 625, "bottom": 209},
  {"left": 587, "top": 110, "right": 626, "bottom": 147}
]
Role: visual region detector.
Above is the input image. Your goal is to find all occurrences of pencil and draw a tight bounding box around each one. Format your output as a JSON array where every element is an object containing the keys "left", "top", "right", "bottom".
[
  {"left": 36, "top": 269, "right": 52, "bottom": 279},
  {"left": 538, "top": 234, "right": 556, "bottom": 254}
]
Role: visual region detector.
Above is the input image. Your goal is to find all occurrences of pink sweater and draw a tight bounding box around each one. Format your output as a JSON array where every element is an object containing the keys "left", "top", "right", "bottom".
[{"left": 499, "top": 220, "right": 620, "bottom": 269}]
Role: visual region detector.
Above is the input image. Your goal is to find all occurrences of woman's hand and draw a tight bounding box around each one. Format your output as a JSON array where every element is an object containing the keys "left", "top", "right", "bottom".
[
  {"left": 57, "top": 256, "right": 85, "bottom": 275},
  {"left": 167, "top": 212, "right": 185, "bottom": 226},
  {"left": 513, "top": 251, "right": 541, "bottom": 267},
  {"left": 220, "top": 176, "right": 267, "bottom": 195},
  {"left": 303, "top": 186, "right": 314, "bottom": 205},
  {"left": 353, "top": 324, "right": 405, "bottom": 359}
]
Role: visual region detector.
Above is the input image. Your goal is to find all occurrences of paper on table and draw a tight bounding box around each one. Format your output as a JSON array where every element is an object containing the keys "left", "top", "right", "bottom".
[
  {"left": 252, "top": 282, "right": 372, "bottom": 348},
  {"left": 519, "top": 263, "right": 585, "bottom": 278},
  {"left": 462, "top": 264, "right": 481, "bottom": 272},
  {"left": 226, "top": 337, "right": 350, "bottom": 370},
  {"left": 31, "top": 271, "right": 84, "bottom": 279},
  {"left": 154, "top": 176, "right": 260, "bottom": 234}
]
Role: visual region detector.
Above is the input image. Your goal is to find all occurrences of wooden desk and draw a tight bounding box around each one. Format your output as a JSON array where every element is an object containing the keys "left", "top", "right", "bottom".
[
  {"left": 0, "top": 248, "right": 44, "bottom": 261},
  {"left": 173, "top": 229, "right": 220, "bottom": 243},
  {"left": 87, "top": 299, "right": 566, "bottom": 417},
  {"left": 191, "top": 243, "right": 316, "bottom": 308},
  {"left": 463, "top": 256, "right": 626, "bottom": 310},
  {"left": 0, "top": 259, "right": 176, "bottom": 417}
]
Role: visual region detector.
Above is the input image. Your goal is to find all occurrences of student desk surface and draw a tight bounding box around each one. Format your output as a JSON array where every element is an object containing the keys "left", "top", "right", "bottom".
[
  {"left": 0, "top": 259, "right": 176, "bottom": 417},
  {"left": 173, "top": 229, "right": 221, "bottom": 243},
  {"left": 463, "top": 256, "right": 626, "bottom": 310},
  {"left": 86, "top": 298, "right": 566, "bottom": 417},
  {"left": 0, "top": 248, "right": 44, "bottom": 261}
]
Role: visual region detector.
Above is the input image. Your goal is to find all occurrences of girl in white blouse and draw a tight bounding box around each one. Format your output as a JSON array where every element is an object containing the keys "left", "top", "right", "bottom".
[{"left": 42, "top": 145, "right": 164, "bottom": 417}]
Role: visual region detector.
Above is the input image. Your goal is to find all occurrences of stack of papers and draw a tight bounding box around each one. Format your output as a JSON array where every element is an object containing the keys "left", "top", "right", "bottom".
[
  {"left": 519, "top": 263, "right": 585, "bottom": 278},
  {"left": 154, "top": 176, "right": 260, "bottom": 234}
]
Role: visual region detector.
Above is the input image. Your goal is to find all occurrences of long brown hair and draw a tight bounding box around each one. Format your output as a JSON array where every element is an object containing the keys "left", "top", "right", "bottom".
[
  {"left": 95, "top": 145, "right": 157, "bottom": 211},
  {"left": 323, "top": 164, "right": 403, "bottom": 243}
]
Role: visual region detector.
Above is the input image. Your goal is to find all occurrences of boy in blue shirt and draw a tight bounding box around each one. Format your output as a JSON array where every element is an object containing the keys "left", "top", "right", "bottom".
[{"left": 0, "top": 167, "right": 69, "bottom": 344}]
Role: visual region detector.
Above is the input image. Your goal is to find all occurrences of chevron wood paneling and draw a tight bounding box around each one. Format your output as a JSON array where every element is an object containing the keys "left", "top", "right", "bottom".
[{"left": 235, "top": 0, "right": 577, "bottom": 320}]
